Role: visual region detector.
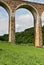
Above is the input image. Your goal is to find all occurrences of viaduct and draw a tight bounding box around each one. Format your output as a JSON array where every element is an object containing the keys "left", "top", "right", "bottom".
[{"left": 0, "top": 0, "right": 44, "bottom": 47}]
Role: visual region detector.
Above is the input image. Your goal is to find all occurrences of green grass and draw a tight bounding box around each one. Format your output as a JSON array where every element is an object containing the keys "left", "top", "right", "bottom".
[{"left": 0, "top": 42, "right": 44, "bottom": 65}]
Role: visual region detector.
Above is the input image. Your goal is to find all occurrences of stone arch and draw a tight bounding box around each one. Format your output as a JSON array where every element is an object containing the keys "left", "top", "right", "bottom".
[
  {"left": 16, "top": 4, "right": 38, "bottom": 16},
  {"left": 15, "top": 4, "right": 38, "bottom": 46},
  {"left": 0, "top": 0, "right": 11, "bottom": 14},
  {"left": 0, "top": 0, "right": 43, "bottom": 46},
  {"left": 15, "top": 8, "right": 34, "bottom": 44},
  {"left": 0, "top": 0, "right": 11, "bottom": 42}
]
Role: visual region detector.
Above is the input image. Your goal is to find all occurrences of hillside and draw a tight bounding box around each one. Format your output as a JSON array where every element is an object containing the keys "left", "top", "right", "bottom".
[
  {"left": 42, "top": 26, "right": 44, "bottom": 45},
  {"left": 0, "top": 26, "right": 44, "bottom": 45},
  {"left": 15, "top": 27, "right": 34, "bottom": 45},
  {"left": 15, "top": 26, "right": 44, "bottom": 45}
]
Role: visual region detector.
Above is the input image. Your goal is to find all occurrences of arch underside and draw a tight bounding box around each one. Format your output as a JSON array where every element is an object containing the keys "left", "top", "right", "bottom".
[
  {"left": 0, "top": 1, "right": 10, "bottom": 15},
  {"left": 16, "top": 4, "right": 37, "bottom": 18}
]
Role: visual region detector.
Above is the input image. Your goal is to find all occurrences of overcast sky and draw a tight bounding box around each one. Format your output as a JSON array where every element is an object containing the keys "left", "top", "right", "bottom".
[
  {"left": 25, "top": 0, "right": 44, "bottom": 3},
  {"left": 0, "top": 0, "right": 44, "bottom": 35}
]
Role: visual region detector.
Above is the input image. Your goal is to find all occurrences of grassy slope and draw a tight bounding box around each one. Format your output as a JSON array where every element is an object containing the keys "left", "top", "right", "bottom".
[{"left": 0, "top": 42, "right": 44, "bottom": 65}]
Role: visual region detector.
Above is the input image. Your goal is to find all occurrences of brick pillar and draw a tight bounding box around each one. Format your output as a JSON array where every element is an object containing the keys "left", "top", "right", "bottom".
[
  {"left": 35, "top": 14, "right": 42, "bottom": 47},
  {"left": 9, "top": 12, "right": 15, "bottom": 43}
]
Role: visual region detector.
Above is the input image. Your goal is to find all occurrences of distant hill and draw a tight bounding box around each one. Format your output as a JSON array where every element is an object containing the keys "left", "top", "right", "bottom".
[
  {"left": 15, "top": 27, "right": 34, "bottom": 45},
  {"left": 42, "top": 26, "right": 44, "bottom": 45},
  {"left": 15, "top": 26, "right": 44, "bottom": 45},
  {"left": 0, "top": 26, "right": 44, "bottom": 45}
]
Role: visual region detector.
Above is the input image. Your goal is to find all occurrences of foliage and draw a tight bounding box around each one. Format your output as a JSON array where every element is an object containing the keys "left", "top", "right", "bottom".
[
  {"left": 0, "top": 34, "right": 9, "bottom": 41},
  {"left": 42, "top": 26, "right": 44, "bottom": 45},
  {"left": 15, "top": 26, "right": 44, "bottom": 45},
  {"left": 15, "top": 27, "right": 34, "bottom": 45}
]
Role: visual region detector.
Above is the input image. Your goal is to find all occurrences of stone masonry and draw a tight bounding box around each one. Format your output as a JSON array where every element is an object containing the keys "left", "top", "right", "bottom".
[{"left": 0, "top": 0, "right": 44, "bottom": 47}]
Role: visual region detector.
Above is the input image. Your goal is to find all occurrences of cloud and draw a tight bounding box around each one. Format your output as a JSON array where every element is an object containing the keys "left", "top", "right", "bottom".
[
  {"left": 15, "top": 13, "right": 34, "bottom": 32},
  {"left": 41, "top": 12, "right": 44, "bottom": 26},
  {"left": 24, "top": 0, "right": 44, "bottom": 3},
  {"left": 0, "top": 6, "right": 9, "bottom": 35},
  {"left": 0, "top": 17, "right": 8, "bottom": 35},
  {"left": 16, "top": 24, "right": 21, "bottom": 28},
  {"left": 42, "top": 12, "right": 44, "bottom": 21},
  {"left": 0, "top": 11, "right": 7, "bottom": 18},
  {"left": 16, "top": 11, "right": 44, "bottom": 32},
  {"left": 25, "top": 0, "right": 32, "bottom": 1}
]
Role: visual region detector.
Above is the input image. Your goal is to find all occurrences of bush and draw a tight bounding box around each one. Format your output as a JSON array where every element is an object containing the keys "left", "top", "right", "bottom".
[{"left": 0, "top": 34, "right": 9, "bottom": 41}]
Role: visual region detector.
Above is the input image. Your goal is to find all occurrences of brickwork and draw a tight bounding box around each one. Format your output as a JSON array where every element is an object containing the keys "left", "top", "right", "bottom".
[{"left": 0, "top": 0, "right": 44, "bottom": 46}]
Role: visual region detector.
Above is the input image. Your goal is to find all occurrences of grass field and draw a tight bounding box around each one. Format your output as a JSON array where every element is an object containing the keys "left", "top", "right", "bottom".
[{"left": 0, "top": 42, "right": 44, "bottom": 65}]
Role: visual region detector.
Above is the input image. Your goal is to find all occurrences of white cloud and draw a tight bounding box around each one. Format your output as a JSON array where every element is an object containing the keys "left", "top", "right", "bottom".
[
  {"left": 0, "top": 6, "right": 9, "bottom": 35},
  {"left": 0, "top": 17, "right": 8, "bottom": 35},
  {"left": 24, "top": 0, "right": 44, "bottom": 3},
  {"left": 17, "top": 14, "right": 33, "bottom": 20},
  {"left": 15, "top": 13, "right": 34, "bottom": 32},
  {"left": 24, "top": 0, "right": 31, "bottom": 1},
  {"left": 42, "top": 12, "right": 44, "bottom": 21},
  {"left": 41, "top": 12, "right": 44, "bottom": 26},
  {"left": 16, "top": 11, "right": 44, "bottom": 32},
  {"left": 16, "top": 24, "right": 21, "bottom": 28},
  {"left": 0, "top": 12, "right": 5, "bottom": 18},
  {"left": 0, "top": 12, "right": 3, "bottom": 17}
]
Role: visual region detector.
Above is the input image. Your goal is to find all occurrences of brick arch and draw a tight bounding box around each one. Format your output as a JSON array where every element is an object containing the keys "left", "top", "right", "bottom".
[
  {"left": 15, "top": 4, "right": 39, "bottom": 25},
  {"left": 0, "top": 0, "right": 11, "bottom": 14},
  {"left": 16, "top": 4, "right": 38, "bottom": 16},
  {"left": 0, "top": 0, "right": 43, "bottom": 47},
  {"left": 0, "top": 0, "right": 11, "bottom": 42},
  {"left": 15, "top": 4, "right": 39, "bottom": 46}
]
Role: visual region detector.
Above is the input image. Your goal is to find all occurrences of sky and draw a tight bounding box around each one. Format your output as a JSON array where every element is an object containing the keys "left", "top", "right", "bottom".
[
  {"left": 25, "top": 0, "right": 44, "bottom": 3},
  {"left": 0, "top": 0, "right": 44, "bottom": 35}
]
